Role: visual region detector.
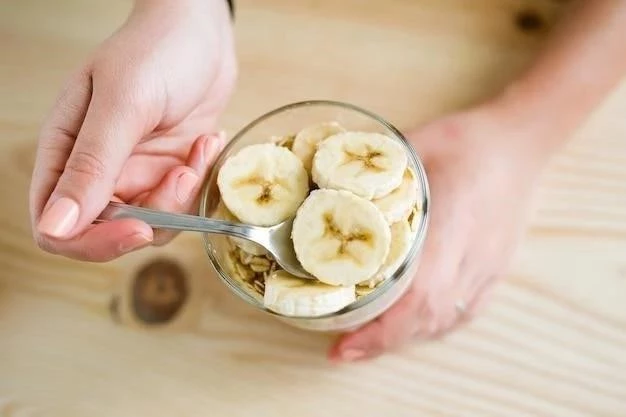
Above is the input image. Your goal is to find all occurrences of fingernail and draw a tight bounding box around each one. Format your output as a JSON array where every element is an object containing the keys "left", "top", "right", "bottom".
[
  {"left": 37, "top": 197, "right": 79, "bottom": 238},
  {"left": 341, "top": 348, "right": 366, "bottom": 362},
  {"left": 119, "top": 232, "right": 152, "bottom": 253},
  {"left": 176, "top": 171, "right": 199, "bottom": 203}
]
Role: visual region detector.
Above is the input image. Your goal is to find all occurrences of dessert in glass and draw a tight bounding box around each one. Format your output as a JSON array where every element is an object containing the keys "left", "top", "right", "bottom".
[{"left": 200, "top": 101, "right": 429, "bottom": 331}]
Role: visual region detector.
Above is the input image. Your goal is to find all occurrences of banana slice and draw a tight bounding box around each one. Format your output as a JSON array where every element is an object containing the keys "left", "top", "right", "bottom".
[
  {"left": 214, "top": 201, "right": 268, "bottom": 256},
  {"left": 360, "top": 219, "right": 412, "bottom": 288},
  {"left": 372, "top": 168, "right": 419, "bottom": 224},
  {"left": 217, "top": 143, "right": 309, "bottom": 226},
  {"left": 291, "top": 189, "right": 391, "bottom": 286},
  {"left": 213, "top": 200, "right": 235, "bottom": 221},
  {"left": 312, "top": 132, "right": 407, "bottom": 199},
  {"left": 291, "top": 121, "right": 345, "bottom": 172},
  {"left": 263, "top": 270, "right": 356, "bottom": 317},
  {"left": 270, "top": 133, "right": 296, "bottom": 150},
  {"left": 355, "top": 285, "right": 376, "bottom": 298},
  {"left": 408, "top": 203, "right": 423, "bottom": 233}
]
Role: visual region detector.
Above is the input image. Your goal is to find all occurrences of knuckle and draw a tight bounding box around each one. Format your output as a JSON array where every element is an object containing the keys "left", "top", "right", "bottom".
[
  {"left": 33, "top": 230, "right": 116, "bottom": 262},
  {"left": 80, "top": 249, "right": 114, "bottom": 263},
  {"left": 94, "top": 63, "right": 150, "bottom": 102},
  {"left": 70, "top": 243, "right": 113, "bottom": 263},
  {"left": 39, "top": 127, "right": 74, "bottom": 151},
  {"left": 65, "top": 150, "right": 107, "bottom": 182}
]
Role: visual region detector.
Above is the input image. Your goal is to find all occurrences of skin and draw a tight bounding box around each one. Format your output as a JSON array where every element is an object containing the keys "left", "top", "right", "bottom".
[
  {"left": 30, "top": 0, "right": 235, "bottom": 260},
  {"left": 29, "top": 0, "right": 626, "bottom": 360},
  {"left": 329, "top": 0, "right": 626, "bottom": 361}
]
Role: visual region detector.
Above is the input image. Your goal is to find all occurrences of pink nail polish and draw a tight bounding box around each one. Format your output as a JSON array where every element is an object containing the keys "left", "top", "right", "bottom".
[
  {"left": 119, "top": 232, "right": 152, "bottom": 253},
  {"left": 176, "top": 172, "right": 199, "bottom": 203},
  {"left": 37, "top": 197, "right": 79, "bottom": 238},
  {"left": 341, "top": 349, "right": 366, "bottom": 361}
]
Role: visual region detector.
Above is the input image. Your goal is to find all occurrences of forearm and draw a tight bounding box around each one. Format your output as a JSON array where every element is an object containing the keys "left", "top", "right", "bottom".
[{"left": 493, "top": 0, "right": 626, "bottom": 160}]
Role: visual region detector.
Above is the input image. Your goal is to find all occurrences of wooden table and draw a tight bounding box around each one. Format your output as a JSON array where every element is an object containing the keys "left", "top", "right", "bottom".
[{"left": 1, "top": 1, "right": 625, "bottom": 415}]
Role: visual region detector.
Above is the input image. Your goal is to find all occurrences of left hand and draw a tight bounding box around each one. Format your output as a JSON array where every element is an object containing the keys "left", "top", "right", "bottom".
[{"left": 329, "top": 105, "right": 545, "bottom": 362}]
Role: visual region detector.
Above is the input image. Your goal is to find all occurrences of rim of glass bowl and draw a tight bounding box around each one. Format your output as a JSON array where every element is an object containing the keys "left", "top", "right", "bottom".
[{"left": 199, "top": 100, "right": 430, "bottom": 320}]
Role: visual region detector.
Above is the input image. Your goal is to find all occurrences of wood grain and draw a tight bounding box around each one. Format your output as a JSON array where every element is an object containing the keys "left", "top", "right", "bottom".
[{"left": 1, "top": 0, "right": 625, "bottom": 416}]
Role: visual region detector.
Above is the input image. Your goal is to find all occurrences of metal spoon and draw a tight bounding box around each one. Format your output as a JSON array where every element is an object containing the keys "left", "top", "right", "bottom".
[{"left": 96, "top": 201, "right": 313, "bottom": 279}]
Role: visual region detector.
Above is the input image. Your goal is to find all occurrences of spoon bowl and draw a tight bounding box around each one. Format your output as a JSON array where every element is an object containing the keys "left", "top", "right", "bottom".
[{"left": 97, "top": 201, "right": 313, "bottom": 279}]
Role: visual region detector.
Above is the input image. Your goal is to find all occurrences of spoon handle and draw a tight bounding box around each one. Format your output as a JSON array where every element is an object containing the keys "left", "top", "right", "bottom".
[{"left": 96, "top": 201, "right": 256, "bottom": 240}]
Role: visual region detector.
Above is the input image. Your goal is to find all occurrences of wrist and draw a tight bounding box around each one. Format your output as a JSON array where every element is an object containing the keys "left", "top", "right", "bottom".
[
  {"left": 450, "top": 95, "right": 559, "bottom": 179},
  {"left": 133, "top": 0, "right": 230, "bottom": 20},
  {"left": 481, "top": 82, "right": 572, "bottom": 167}
]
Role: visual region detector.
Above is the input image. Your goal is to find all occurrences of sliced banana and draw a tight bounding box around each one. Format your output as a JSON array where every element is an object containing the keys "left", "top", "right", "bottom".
[
  {"left": 408, "top": 203, "right": 423, "bottom": 233},
  {"left": 214, "top": 201, "right": 268, "bottom": 256},
  {"left": 360, "top": 219, "right": 413, "bottom": 288},
  {"left": 263, "top": 270, "right": 356, "bottom": 317},
  {"left": 312, "top": 132, "right": 407, "bottom": 199},
  {"left": 291, "top": 121, "right": 345, "bottom": 172},
  {"left": 270, "top": 133, "right": 295, "bottom": 150},
  {"left": 217, "top": 143, "right": 309, "bottom": 226},
  {"left": 291, "top": 189, "right": 391, "bottom": 286},
  {"left": 355, "top": 285, "right": 376, "bottom": 298},
  {"left": 212, "top": 200, "right": 235, "bottom": 221},
  {"left": 372, "top": 168, "right": 419, "bottom": 224}
]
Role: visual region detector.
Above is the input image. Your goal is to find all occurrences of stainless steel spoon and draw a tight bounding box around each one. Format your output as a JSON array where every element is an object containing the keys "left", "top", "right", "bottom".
[{"left": 96, "top": 201, "right": 313, "bottom": 279}]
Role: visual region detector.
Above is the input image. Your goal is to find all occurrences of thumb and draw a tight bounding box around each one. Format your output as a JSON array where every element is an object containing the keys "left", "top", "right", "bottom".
[{"left": 37, "top": 82, "right": 145, "bottom": 239}]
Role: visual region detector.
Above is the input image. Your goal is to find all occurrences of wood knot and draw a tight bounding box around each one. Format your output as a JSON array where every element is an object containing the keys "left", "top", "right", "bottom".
[
  {"left": 131, "top": 258, "right": 188, "bottom": 325},
  {"left": 514, "top": 9, "right": 544, "bottom": 32}
]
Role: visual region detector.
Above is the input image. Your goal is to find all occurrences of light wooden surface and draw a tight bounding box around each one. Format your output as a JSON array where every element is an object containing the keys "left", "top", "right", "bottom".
[{"left": 1, "top": 0, "right": 626, "bottom": 416}]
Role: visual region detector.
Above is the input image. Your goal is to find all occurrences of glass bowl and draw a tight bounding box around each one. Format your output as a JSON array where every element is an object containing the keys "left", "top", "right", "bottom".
[{"left": 199, "top": 100, "right": 430, "bottom": 332}]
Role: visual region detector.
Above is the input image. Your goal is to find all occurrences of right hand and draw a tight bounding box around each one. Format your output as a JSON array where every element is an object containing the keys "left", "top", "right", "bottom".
[
  {"left": 329, "top": 105, "right": 542, "bottom": 362},
  {"left": 29, "top": 0, "right": 236, "bottom": 261}
]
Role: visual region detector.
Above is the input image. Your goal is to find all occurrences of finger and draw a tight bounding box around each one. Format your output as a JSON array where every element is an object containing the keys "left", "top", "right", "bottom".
[
  {"left": 36, "top": 76, "right": 146, "bottom": 241},
  {"left": 188, "top": 131, "right": 225, "bottom": 173},
  {"left": 28, "top": 70, "right": 149, "bottom": 261},
  {"left": 35, "top": 219, "right": 153, "bottom": 262},
  {"left": 330, "top": 205, "right": 468, "bottom": 362},
  {"left": 419, "top": 271, "right": 501, "bottom": 339},
  {"left": 30, "top": 69, "right": 92, "bottom": 228},
  {"left": 459, "top": 273, "right": 498, "bottom": 323},
  {"left": 328, "top": 287, "right": 422, "bottom": 362},
  {"left": 114, "top": 154, "right": 182, "bottom": 203},
  {"left": 117, "top": 130, "right": 225, "bottom": 203},
  {"left": 467, "top": 279, "right": 496, "bottom": 316},
  {"left": 139, "top": 132, "right": 225, "bottom": 246}
]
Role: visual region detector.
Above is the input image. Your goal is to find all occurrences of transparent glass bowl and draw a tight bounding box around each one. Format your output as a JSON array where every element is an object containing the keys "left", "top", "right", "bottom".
[{"left": 199, "top": 100, "right": 430, "bottom": 332}]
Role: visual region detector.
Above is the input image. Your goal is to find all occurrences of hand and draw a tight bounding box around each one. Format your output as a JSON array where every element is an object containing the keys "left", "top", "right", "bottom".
[
  {"left": 30, "top": 0, "right": 236, "bottom": 261},
  {"left": 329, "top": 105, "right": 545, "bottom": 361}
]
